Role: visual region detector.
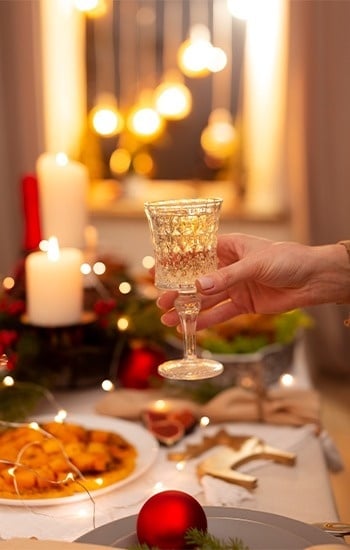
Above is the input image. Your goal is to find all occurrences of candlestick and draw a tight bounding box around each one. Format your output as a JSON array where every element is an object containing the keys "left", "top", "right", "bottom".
[
  {"left": 36, "top": 153, "right": 89, "bottom": 249},
  {"left": 25, "top": 237, "right": 83, "bottom": 327}
]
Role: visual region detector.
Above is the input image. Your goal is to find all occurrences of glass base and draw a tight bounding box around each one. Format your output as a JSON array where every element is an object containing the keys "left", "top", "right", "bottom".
[{"left": 158, "top": 357, "right": 224, "bottom": 380}]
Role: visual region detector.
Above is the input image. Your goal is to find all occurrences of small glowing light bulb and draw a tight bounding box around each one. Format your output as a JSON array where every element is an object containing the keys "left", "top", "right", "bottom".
[
  {"left": 55, "top": 409, "right": 67, "bottom": 422},
  {"left": 117, "top": 317, "right": 129, "bottom": 331},
  {"left": 2, "top": 376, "right": 14, "bottom": 387},
  {"left": 119, "top": 281, "right": 131, "bottom": 295},
  {"left": 101, "top": 379, "right": 114, "bottom": 391},
  {"left": 93, "top": 262, "right": 106, "bottom": 275},
  {"left": 142, "top": 255, "right": 155, "bottom": 269}
]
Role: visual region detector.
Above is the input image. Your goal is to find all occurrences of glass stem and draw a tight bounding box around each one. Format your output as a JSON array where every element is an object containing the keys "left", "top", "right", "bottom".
[{"left": 175, "top": 292, "right": 201, "bottom": 361}]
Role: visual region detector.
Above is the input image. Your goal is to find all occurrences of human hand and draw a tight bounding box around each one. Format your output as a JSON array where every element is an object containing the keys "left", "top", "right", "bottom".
[{"left": 157, "top": 233, "right": 349, "bottom": 331}]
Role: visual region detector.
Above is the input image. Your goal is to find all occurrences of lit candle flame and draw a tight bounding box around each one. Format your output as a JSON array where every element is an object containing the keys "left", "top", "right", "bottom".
[
  {"left": 47, "top": 236, "right": 60, "bottom": 262},
  {"left": 55, "top": 152, "right": 68, "bottom": 166}
]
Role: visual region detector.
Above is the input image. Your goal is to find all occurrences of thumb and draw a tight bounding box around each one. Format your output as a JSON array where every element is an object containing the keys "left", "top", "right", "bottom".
[{"left": 196, "top": 259, "right": 253, "bottom": 295}]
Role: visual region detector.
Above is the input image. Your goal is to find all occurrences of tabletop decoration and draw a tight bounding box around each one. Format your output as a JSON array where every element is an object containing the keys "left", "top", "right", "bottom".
[
  {"left": 136, "top": 489, "right": 207, "bottom": 549},
  {"left": 167, "top": 429, "right": 296, "bottom": 492},
  {"left": 25, "top": 237, "right": 84, "bottom": 327},
  {"left": 141, "top": 405, "right": 197, "bottom": 446},
  {"left": 95, "top": 385, "right": 321, "bottom": 428},
  {"left": 183, "top": 430, "right": 295, "bottom": 489},
  {"left": 132, "top": 528, "right": 250, "bottom": 550},
  {"left": 21, "top": 174, "right": 42, "bottom": 252},
  {"left": 133, "top": 489, "right": 249, "bottom": 550},
  {"left": 1, "top": 233, "right": 313, "bottom": 423},
  {"left": 36, "top": 153, "right": 89, "bottom": 249},
  {"left": 0, "top": 253, "right": 169, "bottom": 418}
]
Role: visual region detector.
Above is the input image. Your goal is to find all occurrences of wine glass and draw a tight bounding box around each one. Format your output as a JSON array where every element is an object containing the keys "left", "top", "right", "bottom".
[{"left": 144, "top": 198, "right": 224, "bottom": 380}]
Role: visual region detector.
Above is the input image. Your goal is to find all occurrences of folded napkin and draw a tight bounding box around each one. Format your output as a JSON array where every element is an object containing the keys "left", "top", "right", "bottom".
[
  {"left": 96, "top": 386, "right": 343, "bottom": 472},
  {"left": 95, "top": 385, "right": 321, "bottom": 427},
  {"left": 201, "top": 475, "right": 255, "bottom": 507}
]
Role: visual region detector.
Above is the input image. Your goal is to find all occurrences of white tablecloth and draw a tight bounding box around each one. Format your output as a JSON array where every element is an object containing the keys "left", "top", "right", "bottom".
[{"left": 0, "top": 344, "right": 340, "bottom": 542}]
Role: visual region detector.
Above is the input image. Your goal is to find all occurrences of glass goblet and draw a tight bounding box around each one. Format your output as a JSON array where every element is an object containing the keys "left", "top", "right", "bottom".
[{"left": 144, "top": 198, "right": 224, "bottom": 380}]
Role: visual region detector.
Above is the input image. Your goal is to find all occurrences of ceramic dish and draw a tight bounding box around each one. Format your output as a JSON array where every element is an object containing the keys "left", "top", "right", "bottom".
[
  {"left": 0, "top": 540, "right": 124, "bottom": 550},
  {"left": 76, "top": 506, "right": 342, "bottom": 549},
  {"left": 0, "top": 414, "right": 159, "bottom": 507}
]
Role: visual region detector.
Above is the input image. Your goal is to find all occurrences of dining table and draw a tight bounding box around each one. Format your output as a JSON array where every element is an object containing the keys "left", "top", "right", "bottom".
[{"left": 0, "top": 342, "right": 345, "bottom": 547}]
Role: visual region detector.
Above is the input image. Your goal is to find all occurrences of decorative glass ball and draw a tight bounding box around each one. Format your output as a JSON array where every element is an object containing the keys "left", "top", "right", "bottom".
[{"left": 136, "top": 490, "right": 207, "bottom": 549}]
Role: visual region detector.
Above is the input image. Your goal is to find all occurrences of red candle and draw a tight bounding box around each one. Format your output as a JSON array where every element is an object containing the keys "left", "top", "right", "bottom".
[{"left": 21, "top": 174, "right": 41, "bottom": 251}]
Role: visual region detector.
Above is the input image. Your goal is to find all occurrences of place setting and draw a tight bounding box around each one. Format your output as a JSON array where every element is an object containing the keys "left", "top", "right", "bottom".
[{"left": 0, "top": 196, "right": 347, "bottom": 550}]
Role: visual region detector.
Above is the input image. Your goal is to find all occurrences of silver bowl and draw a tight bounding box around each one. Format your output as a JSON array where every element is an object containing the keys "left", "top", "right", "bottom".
[{"left": 165, "top": 336, "right": 296, "bottom": 390}]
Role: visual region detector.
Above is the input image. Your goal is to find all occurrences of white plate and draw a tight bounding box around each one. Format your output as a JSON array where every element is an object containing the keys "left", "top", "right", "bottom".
[
  {"left": 76, "top": 507, "right": 343, "bottom": 549},
  {"left": 0, "top": 414, "right": 159, "bottom": 507}
]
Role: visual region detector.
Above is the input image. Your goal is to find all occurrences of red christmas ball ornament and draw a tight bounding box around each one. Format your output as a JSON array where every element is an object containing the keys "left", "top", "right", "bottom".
[
  {"left": 136, "top": 490, "right": 207, "bottom": 549},
  {"left": 118, "top": 340, "right": 166, "bottom": 389}
]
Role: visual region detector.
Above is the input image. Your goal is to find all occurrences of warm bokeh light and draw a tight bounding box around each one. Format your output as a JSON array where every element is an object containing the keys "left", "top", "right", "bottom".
[
  {"left": 2, "top": 376, "right": 14, "bottom": 387},
  {"left": 177, "top": 23, "right": 227, "bottom": 78},
  {"left": 2, "top": 277, "right": 15, "bottom": 291},
  {"left": 280, "top": 373, "right": 295, "bottom": 387},
  {"left": 176, "top": 461, "right": 186, "bottom": 472},
  {"left": 101, "top": 379, "right": 115, "bottom": 391},
  {"left": 55, "top": 409, "right": 67, "bottom": 422},
  {"left": 177, "top": 39, "right": 211, "bottom": 78},
  {"left": 200, "top": 108, "right": 237, "bottom": 160},
  {"left": 119, "top": 281, "right": 132, "bottom": 295},
  {"left": 117, "top": 317, "right": 129, "bottom": 331},
  {"left": 142, "top": 255, "right": 155, "bottom": 269},
  {"left": 154, "top": 81, "right": 192, "bottom": 120},
  {"left": 80, "top": 262, "right": 92, "bottom": 275},
  {"left": 152, "top": 399, "right": 168, "bottom": 411},
  {"left": 127, "top": 106, "right": 164, "bottom": 142},
  {"left": 199, "top": 416, "right": 210, "bottom": 427},
  {"left": 207, "top": 47, "right": 227, "bottom": 73},
  {"left": 132, "top": 151, "right": 154, "bottom": 176},
  {"left": 110, "top": 148, "right": 132, "bottom": 176},
  {"left": 74, "top": 0, "right": 99, "bottom": 12},
  {"left": 93, "top": 261, "right": 106, "bottom": 275},
  {"left": 90, "top": 106, "right": 124, "bottom": 137},
  {"left": 74, "top": 0, "right": 107, "bottom": 17}
]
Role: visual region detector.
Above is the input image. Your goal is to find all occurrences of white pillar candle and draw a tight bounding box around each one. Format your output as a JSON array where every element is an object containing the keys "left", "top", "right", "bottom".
[
  {"left": 26, "top": 237, "right": 83, "bottom": 327},
  {"left": 37, "top": 152, "right": 89, "bottom": 249}
]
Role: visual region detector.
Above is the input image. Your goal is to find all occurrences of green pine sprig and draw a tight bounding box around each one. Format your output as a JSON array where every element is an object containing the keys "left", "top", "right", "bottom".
[
  {"left": 185, "top": 527, "right": 250, "bottom": 549},
  {"left": 130, "top": 527, "right": 250, "bottom": 550}
]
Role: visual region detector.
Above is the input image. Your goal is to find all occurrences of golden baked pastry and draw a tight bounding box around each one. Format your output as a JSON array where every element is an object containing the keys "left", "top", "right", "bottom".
[{"left": 0, "top": 420, "right": 137, "bottom": 499}]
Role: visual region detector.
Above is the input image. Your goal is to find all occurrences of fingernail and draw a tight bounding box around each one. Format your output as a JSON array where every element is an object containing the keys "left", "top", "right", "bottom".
[
  {"left": 197, "top": 276, "right": 215, "bottom": 291},
  {"left": 160, "top": 314, "right": 171, "bottom": 326}
]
